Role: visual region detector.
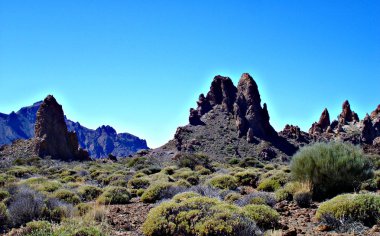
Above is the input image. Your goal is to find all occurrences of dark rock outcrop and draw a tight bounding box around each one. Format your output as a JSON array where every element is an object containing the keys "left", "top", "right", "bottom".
[
  {"left": 189, "top": 108, "right": 204, "bottom": 126},
  {"left": 189, "top": 73, "right": 278, "bottom": 141},
  {"left": 370, "top": 105, "right": 380, "bottom": 120},
  {"left": 0, "top": 100, "right": 148, "bottom": 158},
  {"left": 361, "top": 114, "right": 375, "bottom": 144},
  {"left": 309, "top": 108, "right": 330, "bottom": 134},
  {"left": 34, "top": 95, "right": 89, "bottom": 161},
  {"left": 206, "top": 75, "right": 237, "bottom": 112},
  {"left": 234, "top": 73, "right": 278, "bottom": 140},
  {"left": 339, "top": 100, "right": 359, "bottom": 124}
]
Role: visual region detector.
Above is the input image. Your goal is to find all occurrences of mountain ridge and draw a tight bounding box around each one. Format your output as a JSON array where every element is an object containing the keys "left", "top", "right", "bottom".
[{"left": 0, "top": 100, "right": 148, "bottom": 158}]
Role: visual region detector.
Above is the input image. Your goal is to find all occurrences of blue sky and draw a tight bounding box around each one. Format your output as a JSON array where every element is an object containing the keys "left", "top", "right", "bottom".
[{"left": 0, "top": 1, "right": 379, "bottom": 148}]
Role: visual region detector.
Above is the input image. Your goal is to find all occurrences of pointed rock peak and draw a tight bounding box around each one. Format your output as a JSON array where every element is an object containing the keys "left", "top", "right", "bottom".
[
  {"left": 34, "top": 95, "right": 89, "bottom": 161},
  {"left": 206, "top": 75, "right": 237, "bottom": 111},
  {"left": 318, "top": 108, "right": 330, "bottom": 127},
  {"left": 370, "top": 104, "right": 380, "bottom": 119},
  {"left": 309, "top": 108, "right": 331, "bottom": 134},
  {"left": 339, "top": 100, "right": 359, "bottom": 123},
  {"left": 237, "top": 73, "right": 261, "bottom": 106}
]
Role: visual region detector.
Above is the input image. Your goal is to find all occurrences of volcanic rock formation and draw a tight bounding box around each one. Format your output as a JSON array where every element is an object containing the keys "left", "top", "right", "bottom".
[
  {"left": 309, "top": 108, "right": 331, "bottom": 134},
  {"left": 34, "top": 95, "right": 90, "bottom": 161},
  {"left": 339, "top": 100, "right": 359, "bottom": 124},
  {"left": 189, "top": 73, "right": 278, "bottom": 142}
]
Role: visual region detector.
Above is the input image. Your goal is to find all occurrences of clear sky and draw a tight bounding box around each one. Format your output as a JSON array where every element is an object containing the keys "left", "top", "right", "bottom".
[{"left": 0, "top": 1, "right": 379, "bottom": 148}]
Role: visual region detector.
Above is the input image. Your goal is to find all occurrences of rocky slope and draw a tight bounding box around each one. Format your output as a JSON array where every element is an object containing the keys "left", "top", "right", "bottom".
[
  {"left": 0, "top": 100, "right": 148, "bottom": 158},
  {"left": 152, "top": 73, "right": 298, "bottom": 162},
  {"left": 150, "top": 73, "right": 380, "bottom": 161}
]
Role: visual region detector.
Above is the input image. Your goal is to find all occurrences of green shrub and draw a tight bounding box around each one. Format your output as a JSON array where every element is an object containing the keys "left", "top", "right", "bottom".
[
  {"left": 0, "top": 202, "right": 8, "bottom": 229},
  {"left": 7, "top": 166, "right": 37, "bottom": 178},
  {"left": 141, "top": 182, "right": 174, "bottom": 203},
  {"left": 0, "top": 189, "right": 10, "bottom": 202},
  {"left": 38, "top": 180, "right": 62, "bottom": 192},
  {"left": 136, "top": 189, "right": 145, "bottom": 197},
  {"left": 97, "top": 186, "right": 131, "bottom": 204},
  {"left": 238, "top": 158, "right": 264, "bottom": 168},
  {"left": 162, "top": 166, "right": 176, "bottom": 175},
  {"left": 128, "top": 178, "right": 150, "bottom": 189},
  {"left": 316, "top": 193, "right": 380, "bottom": 226},
  {"left": 0, "top": 174, "right": 16, "bottom": 187},
  {"left": 76, "top": 203, "right": 92, "bottom": 216},
  {"left": 235, "top": 170, "right": 259, "bottom": 187},
  {"left": 142, "top": 196, "right": 261, "bottom": 236},
  {"left": 52, "top": 189, "right": 81, "bottom": 204},
  {"left": 257, "top": 179, "right": 281, "bottom": 192},
  {"left": 224, "top": 192, "right": 241, "bottom": 203},
  {"left": 291, "top": 142, "right": 373, "bottom": 199},
  {"left": 78, "top": 185, "right": 103, "bottom": 201},
  {"left": 228, "top": 158, "right": 240, "bottom": 165},
  {"left": 243, "top": 204, "right": 280, "bottom": 229},
  {"left": 172, "top": 192, "right": 200, "bottom": 202},
  {"left": 209, "top": 175, "right": 238, "bottom": 190},
  {"left": 175, "top": 153, "right": 212, "bottom": 170},
  {"left": 294, "top": 191, "right": 312, "bottom": 208},
  {"left": 26, "top": 220, "right": 53, "bottom": 234}
]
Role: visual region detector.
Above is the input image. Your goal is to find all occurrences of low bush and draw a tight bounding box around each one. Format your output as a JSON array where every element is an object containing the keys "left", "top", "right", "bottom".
[
  {"left": 291, "top": 142, "right": 373, "bottom": 199},
  {"left": 234, "top": 170, "right": 259, "bottom": 187},
  {"left": 208, "top": 175, "right": 238, "bottom": 190},
  {"left": 235, "top": 192, "right": 277, "bottom": 207},
  {"left": 97, "top": 186, "right": 131, "bottom": 204},
  {"left": 7, "top": 186, "right": 45, "bottom": 227},
  {"left": 238, "top": 158, "right": 264, "bottom": 168},
  {"left": 76, "top": 203, "right": 91, "bottom": 216},
  {"left": 294, "top": 191, "right": 312, "bottom": 208},
  {"left": 257, "top": 179, "right": 281, "bottom": 192},
  {"left": 52, "top": 189, "right": 81, "bottom": 205},
  {"left": 78, "top": 185, "right": 103, "bottom": 201},
  {"left": 141, "top": 182, "right": 184, "bottom": 203},
  {"left": 243, "top": 204, "right": 280, "bottom": 229},
  {"left": 127, "top": 178, "right": 150, "bottom": 189},
  {"left": 316, "top": 193, "right": 380, "bottom": 226},
  {"left": 142, "top": 196, "right": 262, "bottom": 236},
  {"left": 174, "top": 153, "right": 212, "bottom": 170},
  {"left": 25, "top": 220, "right": 53, "bottom": 234},
  {"left": 0, "top": 202, "right": 8, "bottom": 230},
  {"left": 0, "top": 189, "right": 10, "bottom": 202}
]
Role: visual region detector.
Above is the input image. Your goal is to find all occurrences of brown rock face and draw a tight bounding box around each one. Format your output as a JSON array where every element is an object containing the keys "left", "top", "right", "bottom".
[
  {"left": 234, "top": 73, "right": 277, "bottom": 140},
  {"left": 361, "top": 114, "right": 375, "bottom": 144},
  {"left": 206, "top": 75, "right": 237, "bottom": 112},
  {"left": 370, "top": 105, "right": 380, "bottom": 120},
  {"left": 189, "top": 73, "right": 277, "bottom": 141},
  {"left": 309, "top": 108, "right": 330, "bottom": 134},
  {"left": 189, "top": 108, "right": 203, "bottom": 126},
  {"left": 339, "top": 100, "right": 359, "bottom": 124},
  {"left": 34, "top": 95, "right": 89, "bottom": 161}
]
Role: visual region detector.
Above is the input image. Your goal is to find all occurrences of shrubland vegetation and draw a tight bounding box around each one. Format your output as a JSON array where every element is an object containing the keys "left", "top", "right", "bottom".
[{"left": 0, "top": 141, "right": 379, "bottom": 235}]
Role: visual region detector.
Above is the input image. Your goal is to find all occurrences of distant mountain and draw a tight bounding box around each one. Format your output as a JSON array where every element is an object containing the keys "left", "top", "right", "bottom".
[{"left": 0, "top": 101, "right": 148, "bottom": 158}]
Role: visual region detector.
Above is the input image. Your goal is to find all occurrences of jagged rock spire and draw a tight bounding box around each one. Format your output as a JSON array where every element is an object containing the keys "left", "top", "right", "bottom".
[
  {"left": 189, "top": 73, "right": 277, "bottom": 141},
  {"left": 309, "top": 108, "right": 331, "bottom": 134},
  {"left": 339, "top": 100, "right": 359, "bottom": 124},
  {"left": 34, "top": 95, "right": 89, "bottom": 161},
  {"left": 234, "top": 73, "right": 277, "bottom": 140}
]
